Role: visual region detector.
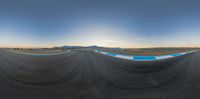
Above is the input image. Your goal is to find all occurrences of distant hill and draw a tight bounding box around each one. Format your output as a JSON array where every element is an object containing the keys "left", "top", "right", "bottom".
[
  {"left": 61, "top": 45, "right": 99, "bottom": 49},
  {"left": 63, "top": 46, "right": 84, "bottom": 49}
]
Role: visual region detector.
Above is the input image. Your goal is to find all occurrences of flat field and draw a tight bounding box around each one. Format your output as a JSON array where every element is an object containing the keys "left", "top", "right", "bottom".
[{"left": 12, "top": 49, "right": 65, "bottom": 54}]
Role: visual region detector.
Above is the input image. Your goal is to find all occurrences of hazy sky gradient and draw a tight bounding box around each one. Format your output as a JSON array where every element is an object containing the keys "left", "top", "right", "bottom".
[{"left": 0, "top": 0, "right": 200, "bottom": 48}]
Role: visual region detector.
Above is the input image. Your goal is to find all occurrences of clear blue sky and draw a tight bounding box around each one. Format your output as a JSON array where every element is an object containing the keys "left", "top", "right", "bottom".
[{"left": 0, "top": 0, "right": 200, "bottom": 48}]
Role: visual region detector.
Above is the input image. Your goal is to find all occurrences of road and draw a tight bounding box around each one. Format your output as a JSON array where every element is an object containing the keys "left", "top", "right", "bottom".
[{"left": 0, "top": 49, "right": 199, "bottom": 99}]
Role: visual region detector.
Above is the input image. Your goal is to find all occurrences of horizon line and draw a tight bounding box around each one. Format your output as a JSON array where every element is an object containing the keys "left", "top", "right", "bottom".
[{"left": 1, "top": 45, "right": 200, "bottom": 49}]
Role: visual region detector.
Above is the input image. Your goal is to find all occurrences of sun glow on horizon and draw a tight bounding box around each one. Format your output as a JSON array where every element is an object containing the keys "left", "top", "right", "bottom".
[{"left": 1, "top": 22, "right": 200, "bottom": 48}]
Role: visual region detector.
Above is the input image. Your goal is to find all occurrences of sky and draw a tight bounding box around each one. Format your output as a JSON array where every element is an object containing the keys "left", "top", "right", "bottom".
[{"left": 0, "top": 0, "right": 200, "bottom": 48}]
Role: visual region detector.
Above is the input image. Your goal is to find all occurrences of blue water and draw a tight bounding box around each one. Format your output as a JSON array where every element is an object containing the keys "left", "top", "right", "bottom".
[
  {"left": 96, "top": 50, "right": 194, "bottom": 61},
  {"left": 170, "top": 53, "right": 181, "bottom": 57},
  {"left": 133, "top": 56, "right": 157, "bottom": 61},
  {"left": 106, "top": 52, "right": 116, "bottom": 56}
]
